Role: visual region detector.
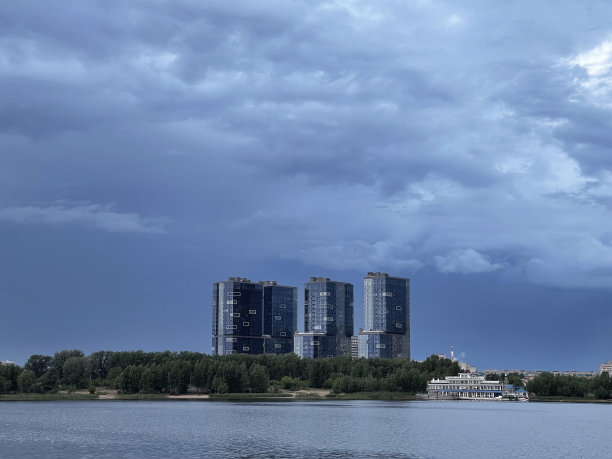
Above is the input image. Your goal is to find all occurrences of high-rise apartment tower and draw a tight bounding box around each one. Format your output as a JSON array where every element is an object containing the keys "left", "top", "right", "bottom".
[
  {"left": 212, "top": 277, "right": 297, "bottom": 355},
  {"left": 294, "top": 277, "right": 354, "bottom": 358},
  {"left": 358, "top": 272, "right": 410, "bottom": 359}
]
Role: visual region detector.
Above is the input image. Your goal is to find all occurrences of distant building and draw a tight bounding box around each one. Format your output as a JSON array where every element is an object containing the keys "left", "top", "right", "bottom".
[
  {"left": 212, "top": 277, "right": 297, "bottom": 356},
  {"left": 600, "top": 361, "right": 612, "bottom": 375},
  {"left": 350, "top": 336, "right": 359, "bottom": 359},
  {"left": 0, "top": 360, "right": 15, "bottom": 366},
  {"left": 358, "top": 272, "right": 410, "bottom": 359},
  {"left": 458, "top": 362, "right": 477, "bottom": 373},
  {"left": 294, "top": 277, "right": 354, "bottom": 358}
]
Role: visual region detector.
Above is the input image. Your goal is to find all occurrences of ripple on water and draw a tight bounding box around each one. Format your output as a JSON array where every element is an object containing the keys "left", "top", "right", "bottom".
[{"left": 0, "top": 400, "right": 610, "bottom": 458}]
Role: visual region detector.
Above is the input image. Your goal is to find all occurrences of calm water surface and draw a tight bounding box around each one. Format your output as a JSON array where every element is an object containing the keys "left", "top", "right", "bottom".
[{"left": 0, "top": 400, "right": 611, "bottom": 458}]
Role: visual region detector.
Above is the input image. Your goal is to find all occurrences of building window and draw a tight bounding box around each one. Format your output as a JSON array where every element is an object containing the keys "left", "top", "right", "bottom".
[
  {"left": 280, "top": 332, "right": 287, "bottom": 336},
  {"left": 383, "top": 292, "right": 393, "bottom": 297},
  {"left": 243, "top": 322, "right": 250, "bottom": 326},
  {"left": 243, "top": 346, "right": 250, "bottom": 351},
  {"left": 249, "top": 309, "right": 257, "bottom": 314},
  {"left": 227, "top": 292, "right": 241, "bottom": 297},
  {"left": 395, "top": 323, "right": 403, "bottom": 328},
  {"left": 275, "top": 344, "right": 282, "bottom": 349},
  {"left": 280, "top": 304, "right": 286, "bottom": 308},
  {"left": 274, "top": 315, "right": 282, "bottom": 320},
  {"left": 324, "top": 317, "right": 334, "bottom": 321},
  {"left": 314, "top": 325, "right": 322, "bottom": 330},
  {"left": 227, "top": 300, "right": 237, "bottom": 305},
  {"left": 395, "top": 306, "right": 402, "bottom": 310},
  {"left": 376, "top": 344, "right": 386, "bottom": 349},
  {"left": 230, "top": 312, "right": 240, "bottom": 317},
  {"left": 226, "top": 325, "right": 237, "bottom": 330},
  {"left": 319, "top": 292, "right": 331, "bottom": 296}
]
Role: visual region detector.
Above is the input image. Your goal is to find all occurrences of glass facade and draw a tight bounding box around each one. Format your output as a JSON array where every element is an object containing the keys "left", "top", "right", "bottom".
[
  {"left": 294, "top": 333, "right": 337, "bottom": 359},
  {"left": 212, "top": 278, "right": 297, "bottom": 356},
  {"left": 359, "top": 272, "right": 410, "bottom": 359},
  {"left": 357, "top": 331, "right": 410, "bottom": 359},
  {"left": 364, "top": 273, "right": 409, "bottom": 333},
  {"left": 263, "top": 337, "right": 294, "bottom": 355},
  {"left": 304, "top": 277, "right": 353, "bottom": 337},
  {"left": 296, "top": 277, "right": 353, "bottom": 358},
  {"left": 263, "top": 284, "right": 298, "bottom": 338}
]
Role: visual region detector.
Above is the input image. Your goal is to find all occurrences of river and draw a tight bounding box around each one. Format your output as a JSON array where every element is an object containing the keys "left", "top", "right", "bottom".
[{"left": 0, "top": 400, "right": 611, "bottom": 457}]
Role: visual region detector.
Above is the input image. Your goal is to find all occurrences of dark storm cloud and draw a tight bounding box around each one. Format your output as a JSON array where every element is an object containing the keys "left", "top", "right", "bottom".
[
  {"left": 3, "top": 1, "right": 612, "bottom": 370},
  {"left": 2, "top": 0, "right": 612, "bottom": 290}
]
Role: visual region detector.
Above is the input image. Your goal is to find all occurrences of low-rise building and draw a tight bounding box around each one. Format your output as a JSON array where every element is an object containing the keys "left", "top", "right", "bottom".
[{"left": 600, "top": 361, "right": 612, "bottom": 375}]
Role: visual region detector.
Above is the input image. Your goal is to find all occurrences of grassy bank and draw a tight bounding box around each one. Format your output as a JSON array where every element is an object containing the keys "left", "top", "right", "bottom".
[
  {"left": 0, "top": 393, "right": 98, "bottom": 401},
  {"left": 326, "top": 391, "right": 417, "bottom": 400},
  {"left": 530, "top": 395, "right": 612, "bottom": 404},
  {"left": 0, "top": 389, "right": 417, "bottom": 402}
]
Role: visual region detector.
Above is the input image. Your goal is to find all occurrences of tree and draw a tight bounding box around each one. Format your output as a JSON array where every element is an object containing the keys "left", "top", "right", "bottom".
[
  {"left": 62, "top": 356, "right": 89, "bottom": 388},
  {"left": 25, "top": 355, "right": 53, "bottom": 378},
  {"left": 219, "top": 361, "right": 247, "bottom": 393},
  {"left": 212, "top": 376, "right": 228, "bottom": 394},
  {"left": 166, "top": 360, "right": 191, "bottom": 395},
  {"left": 192, "top": 359, "right": 216, "bottom": 393},
  {"left": 591, "top": 372, "right": 611, "bottom": 400},
  {"left": 308, "top": 359, "right": 333, "bottom": 388},
  {"left": 89, "top": 351, "right": 114, "bottom": 380},
  {"left": 0, "top": 363, "right": 21, "bottom": 392},
  {"left": 248, "top": 364, "right": 270, "bottom": 393},
  {"left": 37, "top": 371, "right": 58, "bottom": 393},
  {"left": 119, "top": 365, "right": 142, "bottom": 393},
  {"left": 106, "top": 367, "right": 123, "bottom": 388},
  {"left": 0, "top": 375, "right": 9, "bottom": 394},
  {"left": 139, "top": 368, "right": 155, "bottom": 393},
  {"left": 18, "top": 370, "right": 36, "bottom": 393},
  {"left": 507, "top": 373, "right": 524, "bottom": 389},
  {"left": 53, "top": 350, "right": 85, "bottom": 380}
]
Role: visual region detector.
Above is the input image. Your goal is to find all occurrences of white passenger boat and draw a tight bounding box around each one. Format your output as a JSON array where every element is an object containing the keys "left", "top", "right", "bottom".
[{"left": 426, "top": 373, "right": 528, "bottom": 401}]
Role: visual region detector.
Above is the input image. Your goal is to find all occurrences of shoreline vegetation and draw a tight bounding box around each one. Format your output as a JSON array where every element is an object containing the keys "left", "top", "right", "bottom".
[
  {"left": 1, "top": 350, "right": 610, "bottom": 402},
  {"left": 3, "top": 391, "right": 612, "bottom": 403},
  {"left": 0, "top": 388, "right": 420, "bottom": 402}
]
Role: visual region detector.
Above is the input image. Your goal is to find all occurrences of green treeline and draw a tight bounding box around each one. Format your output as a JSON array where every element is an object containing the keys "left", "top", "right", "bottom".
[
  {"left": 0, "top": 350, "right": 460, "bottom": 395},
  {"left": 526, "top": 372, "right": 611, "bottom": 399}
]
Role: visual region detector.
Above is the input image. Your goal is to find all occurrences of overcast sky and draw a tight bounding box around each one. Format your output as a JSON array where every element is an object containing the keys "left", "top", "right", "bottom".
[{"left": 2, "top": 0, "right": 611, "bottom": 370}]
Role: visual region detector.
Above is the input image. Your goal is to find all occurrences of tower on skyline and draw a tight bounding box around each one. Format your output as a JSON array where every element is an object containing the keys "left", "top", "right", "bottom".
[
  {"left": 294, "top": 277, "right": 354, "bottom": 358},
  {"left": 212, "top": 277, "right": 297, "bottom": 356},
  {"left": 358, "top": 272, "right": 410, "bottom": 359}
]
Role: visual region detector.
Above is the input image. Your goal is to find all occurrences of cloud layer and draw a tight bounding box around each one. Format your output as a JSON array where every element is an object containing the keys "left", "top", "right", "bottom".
[
  {"left": 2, "top": 0, "right": 612, "bottom": 289},
  {"left": 0, "top": 202, "right": 167, "bottom": 234}
]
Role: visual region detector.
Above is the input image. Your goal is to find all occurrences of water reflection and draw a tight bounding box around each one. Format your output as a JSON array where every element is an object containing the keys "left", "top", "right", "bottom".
[{"left": 0, "top": 400, "right": 610, "bottom": 458}]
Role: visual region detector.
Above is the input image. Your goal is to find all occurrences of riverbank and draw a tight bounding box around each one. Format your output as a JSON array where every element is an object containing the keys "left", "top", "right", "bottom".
[
  {"left": 3, "top": 390, "right": 609, "bottom": 403},
  {"left": 529, "top": 395, "right": 612, "bottom": 404},
  {"left": 0, "top": 388, "right": 421, "bottom": 402}
]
